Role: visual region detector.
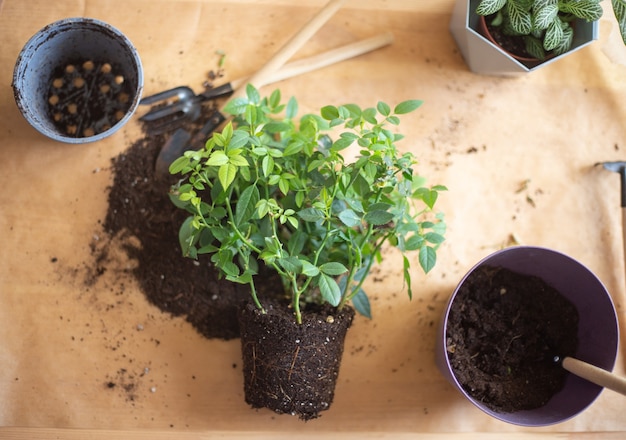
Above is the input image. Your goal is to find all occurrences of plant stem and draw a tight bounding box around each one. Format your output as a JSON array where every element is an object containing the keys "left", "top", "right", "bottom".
[{"left": 248, "top": 278, "right": 266, "bottom": 314}]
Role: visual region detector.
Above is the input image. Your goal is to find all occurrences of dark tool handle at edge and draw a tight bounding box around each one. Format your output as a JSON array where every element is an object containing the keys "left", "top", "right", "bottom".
[
  {"left": 191, "top": 111, "right": 227, "bottom": 147},
  {"left": 155, "top": 111, "right": 227, "bottom": 178},
  {"left": 198, "top": 83, "right": 235, "bottom": 101},
  {"left": 155, "top": 128, "right": 192, "bottom": 177},
  {"left": 620, "top": 167, "right": 626, "bottom": 208}
]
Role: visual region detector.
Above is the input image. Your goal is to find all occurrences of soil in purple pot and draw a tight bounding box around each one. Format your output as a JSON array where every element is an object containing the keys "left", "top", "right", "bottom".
[{"left": 445, "top": 265, "right": 579, "bottom": 413}]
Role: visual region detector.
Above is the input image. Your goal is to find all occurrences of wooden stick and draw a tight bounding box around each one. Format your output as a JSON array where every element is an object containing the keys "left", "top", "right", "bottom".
[
  {"left": 229, "top": 32, "right": 394, "bottom": 90},
  {"left": 229, "top": 0, "right": 346, "bottom": 100},
  {"left": 562, "top": 356, "right": 626, "bottom": 396}
]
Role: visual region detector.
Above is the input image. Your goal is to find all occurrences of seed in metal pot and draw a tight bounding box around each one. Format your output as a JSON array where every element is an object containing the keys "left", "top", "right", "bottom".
[
  {"left": 52, "top": 78, "right": 63, "bottom": 88},
  {"left": 67, "top": 103, "right": 78, "bottom": 114},
  {"left": 101, "top": 63, "right": 112, "bottom": 74},
  {"left": 115, "top": 110, "right": 124, "bottom": 121},
  {"left": 73, "top": 77, "right": 85, "bottom": 88},
  {"left": 100, "top": 84, "right": 111, "bottom": 93},
  {"left": 53, "top": 113, "right": 62, "bottom": 121},
  {"left": 117, "top": 93, "right": 129, "bottom": 104},
  {"left": 48, "top": 94, "right": 59, "bottom": 105},
  {"left": 67, "top": 125, "right": 77, "bottom": 135},
  {"left": 114, "top": 75, "right": 124, "bottom": 85},
  {"left": 65, "top": 64, "right": 75, "bottom": 73},
  {"left": 83, "top": 127, "right": 95, "bottom": 137},
  {"left": 82, "top": 60, "right": 95, "bottom": 70}
]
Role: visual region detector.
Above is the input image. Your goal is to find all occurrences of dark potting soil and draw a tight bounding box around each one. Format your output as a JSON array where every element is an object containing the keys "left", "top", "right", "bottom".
[
  {"left": 103, "top": 130, "right": 250, "bottom": 339},
  {"left": 238, "top": 299, "right": 355, "bottom": 420},
  {"left": 48, "top": 59, "right": 134, "bottom": 138},
  {"left": 484, "top": 22, "right": 533, "bottom": 59},
  {"left": 446, "top": 265, "right": 579, "bottom": 413}
]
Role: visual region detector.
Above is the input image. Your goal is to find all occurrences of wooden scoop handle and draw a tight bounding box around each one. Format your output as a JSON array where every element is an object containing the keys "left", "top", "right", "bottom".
[
  {"left": 230, "top": 0, "right": 346, "bottom": 100},
  {"left": 563, "top": 356, "right": 626, "bottom": 396},
  {"left": 229, "top": 32, "right": 394, "bottom": 91}
]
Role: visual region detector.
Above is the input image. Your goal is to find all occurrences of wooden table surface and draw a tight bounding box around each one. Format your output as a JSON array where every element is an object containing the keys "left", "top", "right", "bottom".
[{"left": 2, "top": 0, "right": 626, "bottom": 438}]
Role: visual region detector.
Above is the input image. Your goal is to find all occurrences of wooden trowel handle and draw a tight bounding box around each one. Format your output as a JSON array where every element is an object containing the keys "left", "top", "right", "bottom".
[
  {"left": 562, "top": 356, "right": 626, "bottom": 396},
  {"left": 622, "top": 206, "right": 626, "bottom": 282},
  {"left": 230, "top": 0, "right": 346, "bottom": 100},
  {"left": 229, "top": 32, "right": 394, "bottom": 91}
]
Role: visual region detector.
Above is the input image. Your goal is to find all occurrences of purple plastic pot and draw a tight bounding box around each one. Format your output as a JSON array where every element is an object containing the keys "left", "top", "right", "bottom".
[
  {"left": 12, "top": 18, "right": 143, "bottom": 143},
  {"left": 435, "top": 246, "right": 619, "bottom": 426}
]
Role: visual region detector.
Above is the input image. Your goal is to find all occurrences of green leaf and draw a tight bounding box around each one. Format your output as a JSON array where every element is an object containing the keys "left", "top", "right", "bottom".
[
  {"left": 228, "top": 153, "right": 249, "bottom": 167},
  {"left": 178, "top": 216, "right": 198, "bottom": 257},
  {"left": 533, "top": 1, "right": 558, "bottom": 30},
  {"left": 332, "top": 132, "right": 359, "bottom": 151},
  {"left": 300, "top": 260, "right": 320, "bottom": 277},
  {"left": 377, "top": 101, "right": 391, "bottom": 116},
  {"left": 284, "top": 141, "right": 303, "bottom": 156},
  {"left": 550, "top": 25, "right": 573, "bottom": 55},
  {"left": 320, "top": 262, "right": 348, "bottom": 276},
  {"left": 226, "top": 270, "right": 253, "bottom": 285},
  {"left": 221, "top": 261, "right": 240, "bottom": 277},
  {"left": 287, "top": 216, "right": 298, "bottom": 229},
  {"left": 295, "top": 190, "right": 305, "bottom": 207},
  {"left": 262, "top": 155, "right": 274, "bottom": 177},
  {"left": 393, "top": 99, "right": 423, "bottom": 115},
  {"left": 278, "top": 176, "right": 290, "bottom": 195},
  {"left": 404, "top": 234, "right": 425, "bottom": 251},
  {"left": 362, "top": 107, "right": 378, "bottom": 124},
  {"left": 419, "top": 246, "right": 437, "bottom": 274},
  {"left": 285, "top": 96, "right": 298, "bottom": 119},
  {"left": 403, "top": 255, "right": 413, "bottom": 300},
  {"left": 542, "top": 17, "right": 565, "bottom": 51},
  {"left": 425, "top": 232, "right": 445, "bottom": 245},
  {"left": 278, "top": 256, "right": 302, "bottom": 274},
  {"left": 169, "top": 155, "right": 190, "bottom": 175},
  {"left": 269, "top": 89, "right": 281, "bottom": 108},
  {"left": 364, "top": 210, "right": 394, "bottom": 226},
  {"left": 297, "top": 207, "right": 325, "bottom": 222},
  {"left": 319, "top": 273, "right": 341, "bottom": 306},
  {"left": 351, "top": 289, "right": 372, "bottom": 319},
  {"left": 321, "top": 105, "right": 339, "bottom": 120},
  {"left": 476, "top": 0, "right": 506, "bottom": 15},
  {"left": 207, "top": 151, "right": 229, "bottom": 166},
  {"left": 420, "top": 189, "right": 439, "bottom": 209},
  {"left": 525, "top": 35, "right": 547, "bottom": 59},
  {"left": 507, "top": 0, "right": 532, "bottom": 34},
  {"left": 218, "top": 163, "right": 237, "bottom": 190},
  {"left": 560, "top": 0, "right": 603, "bottom": 21},
  {"left": 223, "top": 97, "right": 248, "bottom": 115},
  {"left": 235, "top": 185, "right": 259, "bottom": 227},
  {"left": 246, "top": 83, "right": 261, "bottom": 103},
  {"left": 613, "top": 0, "right": 626, "bottom": 45},
  {"left": 338, "top": 209, "right": 362, "bottom": 227}
]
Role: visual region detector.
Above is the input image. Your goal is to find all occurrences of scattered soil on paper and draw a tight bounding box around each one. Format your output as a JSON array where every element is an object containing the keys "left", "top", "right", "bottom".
[{"left": 101, "top": 126, "right": 250, "bottom": 340}]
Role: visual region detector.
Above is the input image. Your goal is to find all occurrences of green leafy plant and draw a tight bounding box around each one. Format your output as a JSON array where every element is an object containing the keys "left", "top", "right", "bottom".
[
  {"left": 168, "top": 85, "right": 446, "bottom": 324},
  {"left": 476, "top": 0, "right": 626, "bottom": 60}
]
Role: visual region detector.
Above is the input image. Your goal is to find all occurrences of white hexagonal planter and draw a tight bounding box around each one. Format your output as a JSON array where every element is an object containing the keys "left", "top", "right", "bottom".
[{"left": 450, "top": 0, "right": 599, "bottom": 76}]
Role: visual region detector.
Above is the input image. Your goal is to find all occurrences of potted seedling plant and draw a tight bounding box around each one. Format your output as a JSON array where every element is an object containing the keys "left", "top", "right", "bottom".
[
  {"left": 450, "top": 0, "right": 626, "bottom": 75},
  {"left": 168, "top": 85, "right": 446, "bottom": 420}
]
